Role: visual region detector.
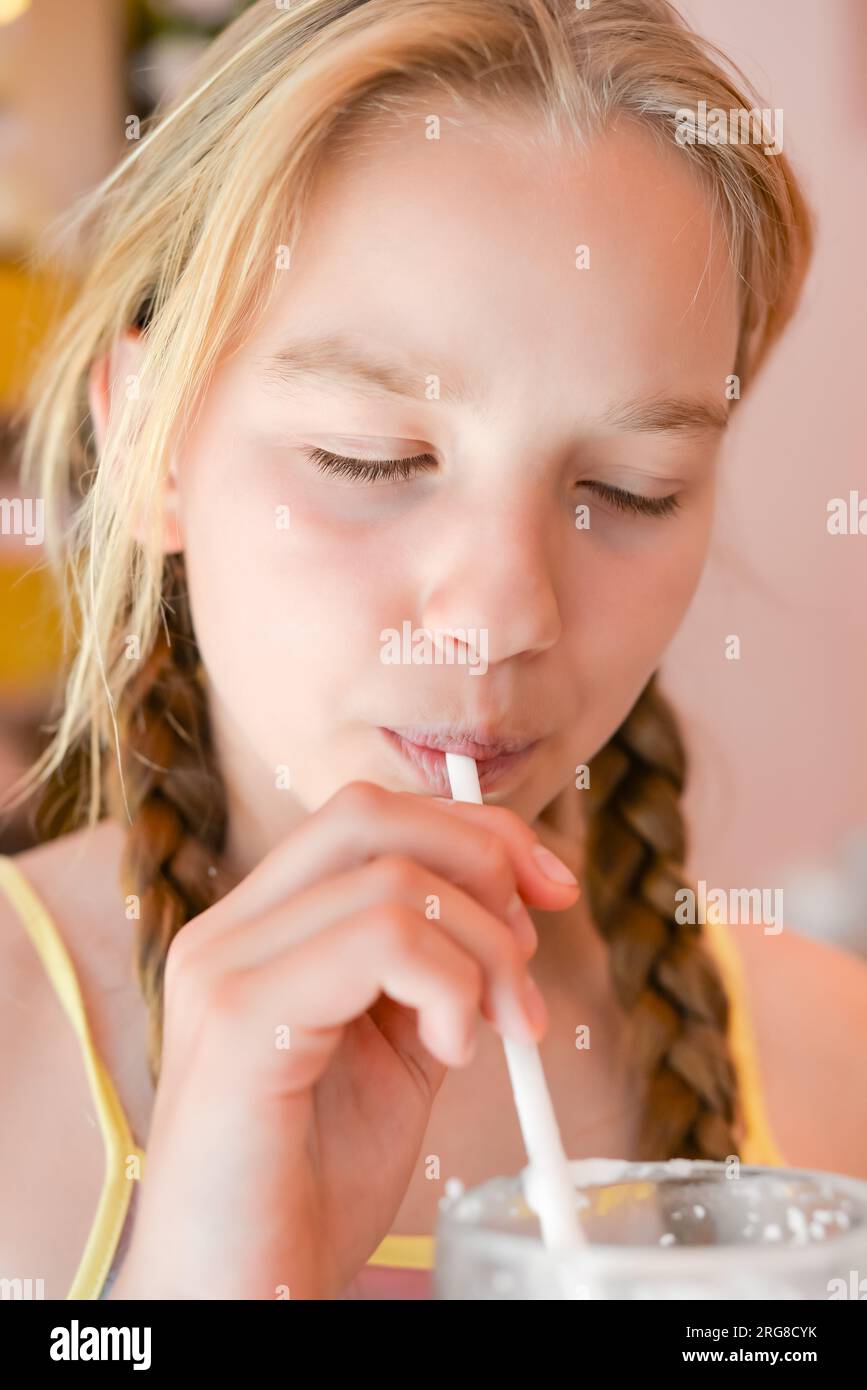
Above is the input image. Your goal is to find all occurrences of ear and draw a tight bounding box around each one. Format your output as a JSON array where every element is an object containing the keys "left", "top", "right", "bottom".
[{"left": 87, "top": 327, "right": 184, "bottom": 553}]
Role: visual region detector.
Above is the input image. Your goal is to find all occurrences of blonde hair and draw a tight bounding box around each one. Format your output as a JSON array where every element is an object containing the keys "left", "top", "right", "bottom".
[{"left": 12, "top": 0, "right": 814, "bottom": 1156}]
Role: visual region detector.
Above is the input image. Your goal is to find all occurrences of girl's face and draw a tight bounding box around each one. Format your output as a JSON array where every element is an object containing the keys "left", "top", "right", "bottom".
[{"left": 167, "top": 110, "right": 739, "bottom": 853}]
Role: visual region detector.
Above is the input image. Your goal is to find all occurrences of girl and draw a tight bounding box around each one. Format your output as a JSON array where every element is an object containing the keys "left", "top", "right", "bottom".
[{"left": 2, "top": 0, "right": 865, "bottom": 1301}]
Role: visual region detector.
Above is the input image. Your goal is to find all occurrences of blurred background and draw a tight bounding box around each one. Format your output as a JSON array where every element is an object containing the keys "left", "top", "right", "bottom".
[{"left": 0, "top": 0, "right": 864, "bottom": 951}]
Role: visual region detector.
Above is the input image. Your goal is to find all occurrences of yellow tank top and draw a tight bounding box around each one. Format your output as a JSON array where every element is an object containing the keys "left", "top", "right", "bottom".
[{"left": 0, "top": 853, "right": 787, "bottom": 1297}]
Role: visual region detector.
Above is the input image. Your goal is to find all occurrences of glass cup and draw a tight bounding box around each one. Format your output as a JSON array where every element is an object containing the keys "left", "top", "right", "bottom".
[{"left": 433, "top": 1158, "right": 867, "bottom": 1300}]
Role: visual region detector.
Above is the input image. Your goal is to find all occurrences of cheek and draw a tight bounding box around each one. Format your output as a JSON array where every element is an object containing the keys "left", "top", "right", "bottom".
[
  {"left": 564, "top": 516, "right": 712, "bottom": 699},
  {"left": 177, "top": 455, "right": 409, "bottom": 693}
]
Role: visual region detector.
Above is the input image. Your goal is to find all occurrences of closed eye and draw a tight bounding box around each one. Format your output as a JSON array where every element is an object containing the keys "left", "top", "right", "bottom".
[
  {"left": 304, "top": 446, "right": 436, "bottom": 483},
  {"left": 580, "top": 480, "right": 682, "bottom": 518},
  {"left": 303, "top": 446, "right": 682, "bottom": 517}
]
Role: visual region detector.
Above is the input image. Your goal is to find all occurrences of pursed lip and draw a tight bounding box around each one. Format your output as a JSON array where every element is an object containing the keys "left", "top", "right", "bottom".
[{"left": 379, "top": 725, "right": 543, "bottom": 793}]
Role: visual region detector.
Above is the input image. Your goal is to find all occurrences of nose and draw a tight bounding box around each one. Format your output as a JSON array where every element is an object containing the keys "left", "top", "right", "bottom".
[{"left": 418, "top": 501, "right": 562, "bottom": 666}]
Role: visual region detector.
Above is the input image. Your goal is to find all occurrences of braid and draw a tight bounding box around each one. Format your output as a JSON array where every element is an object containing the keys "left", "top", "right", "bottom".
[
  {"left": 103, "top": 553, "right": 229, "bottom": 1090},
  {"left": 585, "top": 673, "right": 742, "bottom": 1162}
]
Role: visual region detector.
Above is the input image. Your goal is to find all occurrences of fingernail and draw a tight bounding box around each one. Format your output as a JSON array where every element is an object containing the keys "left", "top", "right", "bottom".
[
  {"left": 522, "top": 975, "right": 548, "bottom": 1035},
  {"left": 531, "top": 843, "right": 579, "bottom": 886},
  {"left": 505, "top": 893, "right": 538, "bottom": 954}
]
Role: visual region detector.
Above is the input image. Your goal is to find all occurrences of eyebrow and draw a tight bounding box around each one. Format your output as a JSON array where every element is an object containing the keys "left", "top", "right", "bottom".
[
  {"left": 598, "top": 393, "right": 730, "bottom": 435},
  {"left": 257, "top": 333, "right": 476, "bottom": 408},
  {"left": 257, "top": 333, "right": 730, "bottom": 435}
]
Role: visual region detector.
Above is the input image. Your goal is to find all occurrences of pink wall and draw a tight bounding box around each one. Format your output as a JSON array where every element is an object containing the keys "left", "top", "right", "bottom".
[{"left": 660, "top": 1, "right": 867, "bottom": 925}]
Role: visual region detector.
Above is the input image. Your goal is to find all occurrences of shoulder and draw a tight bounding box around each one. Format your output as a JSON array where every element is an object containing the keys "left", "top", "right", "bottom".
[
  {"left": 0, "top": 818, "right": 129, "bottom": 1034},
  {"left": 0, "top": 820, "right": 141, "bottom": 1298},
  {"left": 0, "top": 819, "right": 120, "bottom": 1014},
  {"left": 0, "top": 817, "right": 148, "bottom": 1089},
  {"left": 724, "top": 921, "right": 867, "bottom": 1180},
  {"left": 2, "top": 817, "right": 127, "bottom": 934}
]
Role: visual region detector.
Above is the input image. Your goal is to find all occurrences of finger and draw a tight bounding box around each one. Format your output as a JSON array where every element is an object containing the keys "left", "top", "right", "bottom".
[
  {"left": 176, "top": 854, "right": 541, "bottom": 1043},
  {"left": 427, "top": 796, "right": 582, "bottom": 891},
  {"left": 198, "top": 781, "right": 578, "bottom": 939},
  {"left": 205, "top": 905, "right": 532, "bottom": 1086}
]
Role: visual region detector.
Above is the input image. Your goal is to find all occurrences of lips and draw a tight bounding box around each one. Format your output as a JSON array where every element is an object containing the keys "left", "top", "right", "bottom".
[{"left": 380, "top": 726, "right": 542, "bottom": 793}]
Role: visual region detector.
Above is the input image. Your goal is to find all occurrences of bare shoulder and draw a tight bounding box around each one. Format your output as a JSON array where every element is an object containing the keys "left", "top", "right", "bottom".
[
  {"left": 3, "top": 816, "right": 128, "bottom": 939},
  {"left": 0, "top": 817, "right": 137, "bottom": 1057},
  {"left": 725, "top": 921, "right": 867, "bottom": 1180},
  {"left": 0, "top": 817, "right": 128, "bottom": 1050},
  {"left": 2, "top": 817, "right": 151, "bottom": 1093},
  {"left": 0, "top": 820, "right": 148, "bottom": 1297}
]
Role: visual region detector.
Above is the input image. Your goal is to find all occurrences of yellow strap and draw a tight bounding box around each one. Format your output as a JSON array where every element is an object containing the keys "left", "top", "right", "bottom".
[
  {"left": 0, "top": 855, "right": 146, "bottom": 1299},
  {"left": 367, "top": 1233, "right": 436, "bottom": 1270},
  {"left": 701, "top": 916, "right": 787, "bottom": 1167}
]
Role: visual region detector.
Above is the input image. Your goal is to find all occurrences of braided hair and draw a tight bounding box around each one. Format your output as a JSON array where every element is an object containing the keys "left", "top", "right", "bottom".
[
  {"left": 102, "top": 554, "right": 229, "bottom": 1089},
  {"left": 585, "top": 677, "right": 740, "bottom": 1160}
]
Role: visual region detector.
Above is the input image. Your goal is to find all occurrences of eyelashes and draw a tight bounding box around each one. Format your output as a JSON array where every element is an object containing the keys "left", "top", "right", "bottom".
[
  {"left": 305, "top": 446, "right": 434, "bottom": 484},
  {"left": 582, "top": 480, "right": 682, "bottom": 519},
  {"left": 303, "top": 446, "right": 683, "bottom": 519}
]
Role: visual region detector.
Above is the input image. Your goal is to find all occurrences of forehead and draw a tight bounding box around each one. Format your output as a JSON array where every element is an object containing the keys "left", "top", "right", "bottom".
[{"left": 247, "top": 105, "right": 740, "bottom": 409}]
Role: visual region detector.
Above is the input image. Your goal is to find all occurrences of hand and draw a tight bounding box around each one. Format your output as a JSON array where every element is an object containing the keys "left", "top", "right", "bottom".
[{"left": 111, "top": 781, "right": 580, "bottom": 1299}]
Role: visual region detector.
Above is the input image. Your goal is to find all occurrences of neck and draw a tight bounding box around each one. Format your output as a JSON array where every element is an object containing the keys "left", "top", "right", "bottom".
[
  {"left": 207, "top": 688, "right": 309, "bottom": 882},
  {"left": 526, "top": 780, "right": 609, "bottom": 992}
]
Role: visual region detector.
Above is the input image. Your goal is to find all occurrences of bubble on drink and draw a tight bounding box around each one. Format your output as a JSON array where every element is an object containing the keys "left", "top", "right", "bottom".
[{"left": 433, "top": 1159, "right": 867, "bottom": 1299}]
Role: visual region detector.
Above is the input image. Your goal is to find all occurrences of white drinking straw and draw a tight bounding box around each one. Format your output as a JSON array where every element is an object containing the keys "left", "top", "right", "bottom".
[{"left": 444, "top": 751, "right": 584, "bottom": 1251}]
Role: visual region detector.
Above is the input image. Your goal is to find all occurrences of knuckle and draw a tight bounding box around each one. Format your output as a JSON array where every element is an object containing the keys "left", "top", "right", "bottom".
[
  {"left": 370, "top": 853, "right": 419, "bottom": 898},
  {"left": 483, "top": 803, "right": 527, "bottom": 835},
  {"left": 478, "top": 804, "right": 538, "bottom": 856},
  {"left": 332, "top": 779, "right": 385, "bottom": 822},
  {"left": 473, "top": 829, "right": 512, "bottom": 886},
  {"left": 373, "top": 901, "right": 419, "bottom": 952},
  {"left": 203, "top": 971, "right": 249, "bottom": 1025}
]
